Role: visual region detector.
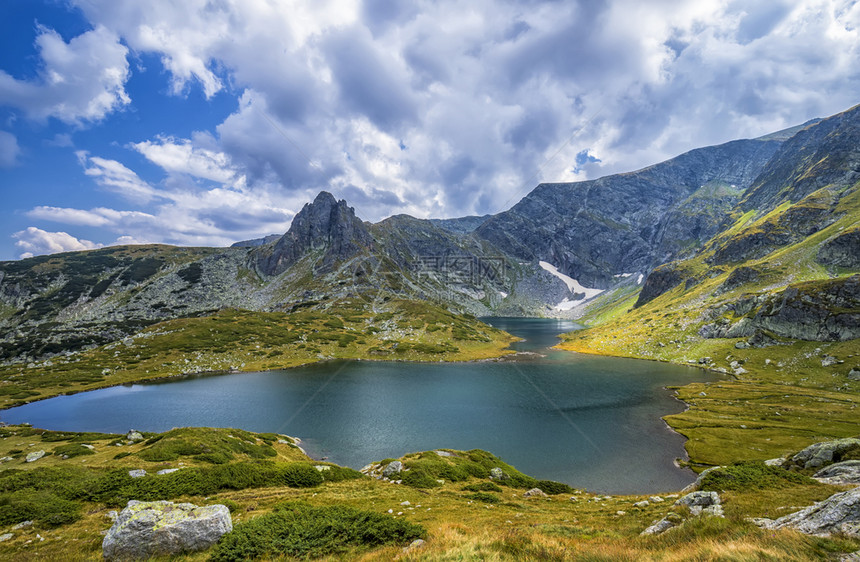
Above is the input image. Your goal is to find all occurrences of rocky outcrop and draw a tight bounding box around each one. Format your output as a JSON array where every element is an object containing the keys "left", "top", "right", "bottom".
[
  {"left": 700, "top": 275, "right": 860, "bottom": 342},
  {"left": 255, "top": 191, "right": 374, "bottom": 276},
  {"left": 818, "top": 228, "right": 860, "bottom": 268},
  {"left": 791, "top": 438, "right": 860, "bottom": 469},
  {"left": 752, "top": 488, "right": 860, "bottom": 538},
  {"left": 814, "top": 461, "right": 860, "bottom": 485},
  {"left": 710, "top": 188, "right": 841, "bottom": 265},
  {"left": 740, "top": 103, "right": 860, "bottom": 215},
  {"left": 102, "top": 500, "right": 232, "bottom": 560}
]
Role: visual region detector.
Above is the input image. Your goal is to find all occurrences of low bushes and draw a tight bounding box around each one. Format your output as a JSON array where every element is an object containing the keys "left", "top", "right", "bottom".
[
  {"left": 210, "top": 502, "right": 426, "bottom": 560},
  {"left": 698, "top": 461, "right": 817, "bottom": 491}
]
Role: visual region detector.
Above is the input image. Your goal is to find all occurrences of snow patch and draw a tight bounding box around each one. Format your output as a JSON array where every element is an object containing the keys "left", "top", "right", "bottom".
[
  {"left": 538, "top": 261, "right": 604, "bottom": 299},
  {"left": 554, "top": 298, "right": 586, "bottom": 311},
  {"left": 498, "top": 291, "right": 508, "bottom": 299},
  {"left": 637, "top": 274, "right": 644, "bottom": 285},
  {"left": 613, "top": 273, "right": 633, "bottom": 279}
]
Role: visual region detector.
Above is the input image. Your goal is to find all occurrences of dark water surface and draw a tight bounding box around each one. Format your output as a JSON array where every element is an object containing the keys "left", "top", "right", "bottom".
[{"left": 0, "top": 317, "right": 720, "bottom": 494}]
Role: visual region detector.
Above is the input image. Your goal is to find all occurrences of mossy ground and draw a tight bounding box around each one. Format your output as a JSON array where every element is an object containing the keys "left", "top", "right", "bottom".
[
  {"left": 0, "top": 425, "right": 856, "bottom": 561},
  {"left": 0, "top": 299, "right": 516, "bottom": 410}
]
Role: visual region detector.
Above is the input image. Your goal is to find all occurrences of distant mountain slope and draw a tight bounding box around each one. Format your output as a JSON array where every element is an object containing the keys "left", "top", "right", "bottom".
[{"left": 475, "top": 138, "right": 783, "bottom": 287}]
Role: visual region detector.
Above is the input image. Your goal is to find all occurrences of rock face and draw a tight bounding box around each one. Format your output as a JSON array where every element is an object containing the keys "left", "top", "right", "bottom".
[
  {"left": 818, "top": 228, "right": 860, "bottom": 268},
  {"left": 102, "top": 500, "right": 232, "bottom": 560},
  {"left": 814, "top": 461, "right": 860, "bottom": 485},
  {"left": 476, "top": 138, "right": 781, "bottom": 288},
  {"left": 700, "top": 276, "right": 860, "bottom": 342},
  {"left": 791, "top": 438, "right": 860, "bottom": 469},
  {"left": 752, "top": 488, "right": 860, "bottom": 538},
  {"left": 740, "top": 104, "right": 860, "bottom": 215},
  {"left": 255, "top": 191, "right": 374, "bottom": 276}
]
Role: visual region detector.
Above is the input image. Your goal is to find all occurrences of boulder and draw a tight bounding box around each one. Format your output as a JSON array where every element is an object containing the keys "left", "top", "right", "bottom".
[
  {"left": 640, "top": 512, "right": 684, "bottom": 536},
  {"left": 849, "top": 368, "right": 860, "bottom": 381},
  {"left": 524, "top": 488, "right": 548, "bottom": 498},
  {"left": 752, "top": 488, "right": 860, "bottom": 538},
  {"left": 680, "top": 466, "right": 721, "bottom": 493},
  {"left": 814, "top": 461, "right": 860, "bottom": 485},
  {"left": 675, "top": 491, "right": 722, "bottom": 516},
  {"left": 791, "top": 438, "right": 860, "bottom": 469},
  {"left": 489, "top": 467, "right": 510, "bottom": 481},
  {"left": 382, "top": 461, "right": 402, "bottom": 478},
  {"left": 126, "top": 430, "right": 144, "bottom": 442},
  {"left": 102, "top": 500, "right": 232, "bottom": 560},
  {"left": 128, "top": 469, "right": 147, "bottom": 478},
  {"left": 25, "top": 450, "right": 45, "bottom": 463}
]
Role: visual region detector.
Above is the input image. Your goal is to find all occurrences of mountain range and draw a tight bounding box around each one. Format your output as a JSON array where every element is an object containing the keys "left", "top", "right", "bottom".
[{"left": 1, "top": 104, "right": 858, "bottom": 367}]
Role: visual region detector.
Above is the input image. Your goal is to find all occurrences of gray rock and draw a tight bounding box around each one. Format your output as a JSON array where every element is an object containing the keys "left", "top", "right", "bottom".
[
  {"left": 102, "top": 500, "right": 232, "bottom": 560},
  {"left": 840, "top": 551, "right": 860, "bottom": 562},
  {"left": 814, "top": 461, "right": 860, "bottom": 485},
  {"left": 680, "top": 466, "right": 721, "bottom": 493},
  {"left": 764, "top": 457, "right": 785, "bottom": 467},
  {"left": 823, "top": 355, "right": 839, "bottom": 367},
  {"left": 752, "top": 487, "right": 860, "bottom": 538},
  {"left": 792, "top": 438, "right": 860, "bottom": 469},
  {"left": 25, "top": 450, "right": 45, "bottom": 463},
  {"left": 640, "top": 517, "right": 677, "bottom": 536},
  {"left": 0, "top": 533, "right": 11, "bottom": 542},
  {"left": 156, "top": 468, "right": 180, "bottom": 476},
  {"left": 633, "top": 500, "right": 649, "bottom": 508},
  {"left": 126, "top": 430, "right": 144, "bottom": 442},
  {"left": 524, "top": 488, "right": 548, "bottom": 498},
  {"left": 11, "top": 521, "right": 32, "bottom": 530},
  {"left": 675, "top": 491, "right": 721, "bottom": 516},
  {"left": 314, "top": 465, "right": 331, "bottom": 472},
  {"left": 128, "top": 469, "right": 147, "bottom": 478},
  {"left": 649, "top": 496, "right": 665, "bottom": 503},
  {"left": 382, "top": 461, "right": 402, "bottom": 478},
  {"left": 490, "top": 467, "right": 510, "bottom": 480},
  {"left": 849, "top": 368, "right": 860, "bottom": 381}
]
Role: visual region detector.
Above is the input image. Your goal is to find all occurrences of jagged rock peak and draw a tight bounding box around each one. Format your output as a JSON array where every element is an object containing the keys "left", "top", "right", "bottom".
[{"left": 255, "top": 191, "right": 374, "bottom": 276}]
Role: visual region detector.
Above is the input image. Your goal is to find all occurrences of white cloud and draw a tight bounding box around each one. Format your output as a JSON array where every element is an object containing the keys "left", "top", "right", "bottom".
[
  {"left": 13, "top": 227, "right": 102, "bottom": 258},
  {"left": 77, "top": 152, "right": 160, "bottom": 203},
  {"left": 132, "top": 135, "right": 235, "bottom": 183},
  {"left": 28, "top": 0, "right": 860, "bottom": 241},
  {"left": 0, "top": 131, "right": 21, "bottom": 168},
  {"left": 27, "top": 206, "right": 155, "bottom": 227},
  {"left": 0, "top": 25, "right": 130, "bottom": 123}
]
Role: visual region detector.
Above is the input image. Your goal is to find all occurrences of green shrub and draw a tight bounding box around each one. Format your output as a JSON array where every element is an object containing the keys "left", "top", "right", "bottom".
[
  {"left": 210, "top": 502, "right": 425, "bottom": 560},
  {"left": 0, "top": 490, "right": 81, "bottom": 527},
  {"left": 699, "top": 461, "right": 817, "bottom": 491},
  {"left": 535, "top": 480, "right": 574, "bottom": 495},
  {"left": 465, "top": 492, "right": 500, "bottom": 503},
  {"left": 461, "top": 482, "right": 503, "bottom": 493},
  {"left": 53, "top": 443, "right": 96, "bottom": 458},
  {"left": 402, "top": 470, "right": 441, "bottom": 488}
]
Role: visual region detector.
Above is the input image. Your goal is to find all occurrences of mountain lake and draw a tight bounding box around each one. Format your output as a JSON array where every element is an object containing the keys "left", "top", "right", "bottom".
[{"left": 0, "top": 317, "right": 723, "bottom": 494}]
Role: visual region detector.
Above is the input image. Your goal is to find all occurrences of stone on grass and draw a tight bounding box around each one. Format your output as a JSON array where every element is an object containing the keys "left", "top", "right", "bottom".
[
  {"left": 813, "top": 461, "right": 860, "bottom": 486},
  {"left": 751, "top": 488, "right": 860, "bottom": 538},
  {"left": 382, "top": 461, "right": 402, "bottom": 478},
  {"left": 490, "top": 467, "right": 510, "bottom": 481},
  {"left": 25, "top": 450, "right": 45, "bottom": 463},
  {"left": 849, "top": 368, "right": 860, "bottom": 381},
  {"left": 675, "top": 491, "right": 721, "bottom": 516},
  {"left": 156, "top": 468, "right": 179, "bottom": 476},
  {"left": 0, "top": 533, "right": 12, "bottom": 542},
  {"left": 680, "top": 466, "right": 721, "bottom": 493},
  {"left": 633, "top": 501, "right": 649, "bottom": 508},
  {"left": 102, "top": 500, "right": 232, "bottom": 561},
  {"left": 524, "top": 488, "right": 548, "bottom": 498},
  {"left": 791, "top": 438, "right": 860, "bottom": 469},
  {"left": 126, "top": 430, "right": 144, "bottom": 442},
  {"left": 128, "top": 469, "right": 147, "bottom": 478}
]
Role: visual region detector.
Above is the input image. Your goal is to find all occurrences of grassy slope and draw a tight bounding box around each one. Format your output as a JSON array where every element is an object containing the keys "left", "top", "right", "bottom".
[
  {"left": 0, "top": 425, "right": 856, "bottom": 561},
  {"left": 0, "top": 298, "right": 516, "bottom": 410},
  {"left": 559, "top": 183, "right": 860, "bottom": 468}
]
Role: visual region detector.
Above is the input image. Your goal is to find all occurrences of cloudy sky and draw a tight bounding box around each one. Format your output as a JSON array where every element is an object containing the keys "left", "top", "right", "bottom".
[{"left": 1, "top": 0, "right": 858, "bottom": 260}]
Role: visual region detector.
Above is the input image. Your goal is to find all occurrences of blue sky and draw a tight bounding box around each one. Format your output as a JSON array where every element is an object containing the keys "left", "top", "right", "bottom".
[{"left": 1, "top": 0, "right": 859, "bottom": 261}]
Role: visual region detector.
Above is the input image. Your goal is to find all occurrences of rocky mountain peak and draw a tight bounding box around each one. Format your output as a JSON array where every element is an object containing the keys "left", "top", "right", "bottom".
[{"left": 255, "top": 191, "right": 374, "bottom": 276}]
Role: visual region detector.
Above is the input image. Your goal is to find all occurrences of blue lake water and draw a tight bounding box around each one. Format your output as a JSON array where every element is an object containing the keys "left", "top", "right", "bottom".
[{"left": 0, "top": 317, "right": 720, "bottom": 494}]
